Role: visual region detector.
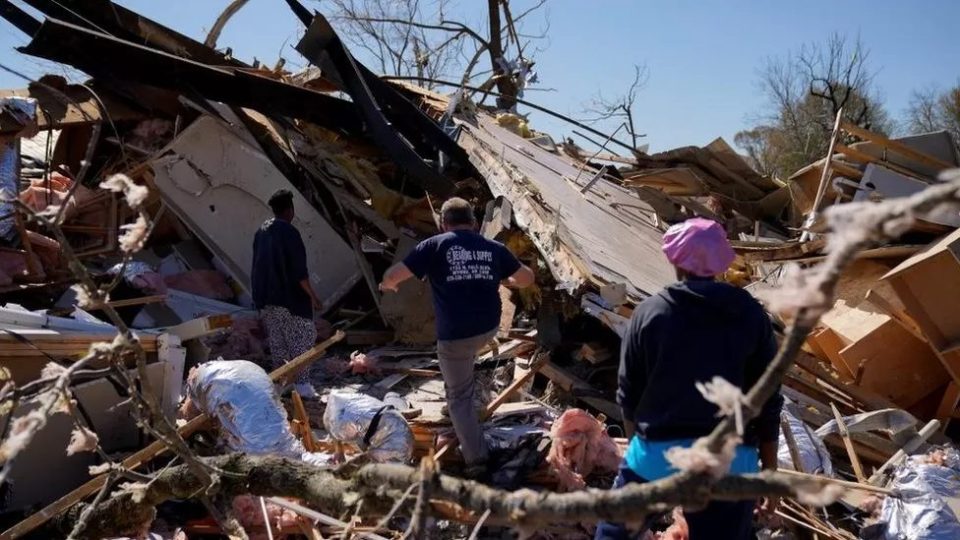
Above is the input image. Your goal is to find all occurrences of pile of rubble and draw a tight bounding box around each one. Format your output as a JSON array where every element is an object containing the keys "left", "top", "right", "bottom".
[{"left": 1, "top": 1, "right": 960, "bottom": 539}]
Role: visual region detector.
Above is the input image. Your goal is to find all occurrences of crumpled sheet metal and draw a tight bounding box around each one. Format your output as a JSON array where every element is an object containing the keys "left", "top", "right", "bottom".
[
  {"left": 879, "top": 446, "right": 960, "bottom": 540},
  {"left": 779, "top": 403, "right": 833, "bottom": 476},
  {"left": 185, "top": 359, "right": 336, "bottom": 465},
  {"left": 322, "top": 392, "right": 413, "bottom": 463}
]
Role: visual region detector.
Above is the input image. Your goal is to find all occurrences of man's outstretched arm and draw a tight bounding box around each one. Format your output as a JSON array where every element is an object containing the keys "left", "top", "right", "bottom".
[
  {"left": 379, "top": 262, "right": 415, "bottom": 292},
  {"left": 503, "top": 265, "right": 535, "bottom": 288}
]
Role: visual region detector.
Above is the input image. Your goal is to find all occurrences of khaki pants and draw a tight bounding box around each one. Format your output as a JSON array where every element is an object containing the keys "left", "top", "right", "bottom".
[{"left": 437, "top": 328, "right": 498, "bottom": 465}]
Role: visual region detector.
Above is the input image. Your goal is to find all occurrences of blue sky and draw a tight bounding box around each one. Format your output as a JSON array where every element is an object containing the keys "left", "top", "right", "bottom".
[{"left": 1, "top": 0, "right": 957, "bottom": 152}]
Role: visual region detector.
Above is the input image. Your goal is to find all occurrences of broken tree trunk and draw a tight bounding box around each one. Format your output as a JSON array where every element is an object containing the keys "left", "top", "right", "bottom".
[{"left": 55, "top": 454, "right": 835, "bottom": 539}]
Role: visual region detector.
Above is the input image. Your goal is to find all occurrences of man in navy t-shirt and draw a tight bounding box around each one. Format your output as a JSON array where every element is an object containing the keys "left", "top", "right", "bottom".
[{"left": 379, "top": 197, "right": 534, "bottom": 474}]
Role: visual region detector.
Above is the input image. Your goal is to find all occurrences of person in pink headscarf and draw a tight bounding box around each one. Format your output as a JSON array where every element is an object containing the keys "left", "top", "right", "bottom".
[{"left": 595, "top": 218, "right": 783, "bottom": 540}]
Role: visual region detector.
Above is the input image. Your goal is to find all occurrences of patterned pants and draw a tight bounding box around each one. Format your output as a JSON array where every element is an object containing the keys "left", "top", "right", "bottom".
[{"left": 261, "top": 305, "right": 316, "bottom": 385}]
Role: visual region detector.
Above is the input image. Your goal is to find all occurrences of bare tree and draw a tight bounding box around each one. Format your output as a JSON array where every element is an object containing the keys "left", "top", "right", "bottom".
[
  {"left": 321, "top": 0, "right": 467, "bottom": 85},
  {"left": 319, "top": 0, "right": 549, "bottom": 110},
  {"left": 906, "top": 84, "right": 960, "bottom": 150},
  {"left": 581, "top": 64, "right": 648, "bottom": 148},
  {"left": 735, "top": 33, "right": 893, "bottom": 180}
]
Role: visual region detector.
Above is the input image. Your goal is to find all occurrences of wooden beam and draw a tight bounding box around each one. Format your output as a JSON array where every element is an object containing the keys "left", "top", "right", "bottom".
[
  {"left": 539, "top": 360, "right": 621, "bottom": 420},
  {"left": 935, "top": 382, "right": 960, "bottom": 432},
  {"left": 834, "top": 143, "right": 936, "bottom": 183},
  {"left": 776, "top": 468, "right": 894, "bottom": 496},
  {"left": 780, "top": 416, "right": 806, "bottom": 473},
  {"left": 831, "top": 402, "right": 867, "bottom": 482},
  {"left": 291, "top": 390, "right": 316, "bottom": 452},
  {"left": 480, "top": 354, "right": 546, "bottom": 422},
  {"left": 841, "top": 121, "right": 955, "bottom": 172},
  {"left": 829, "top": 160, "right": 864, "bottom": 181},
  {"left": 0, "top": 331, "right": 344, "bottom": 539},
  {"left": 801, "top": 109, "right": 844, "bottom": 243}
]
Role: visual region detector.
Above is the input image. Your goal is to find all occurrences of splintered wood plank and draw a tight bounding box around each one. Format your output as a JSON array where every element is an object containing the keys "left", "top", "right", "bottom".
[
  {"left": 841, "top": 121, "right": 955, "bottom": 172},
  {"left": 831, "top": 403, "right": 866, "bottom": 482}
]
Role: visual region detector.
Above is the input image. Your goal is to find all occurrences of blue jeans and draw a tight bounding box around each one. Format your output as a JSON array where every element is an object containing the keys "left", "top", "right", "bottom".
[{"left": 594, "top": 464, "right": 756, "bottom": 540}]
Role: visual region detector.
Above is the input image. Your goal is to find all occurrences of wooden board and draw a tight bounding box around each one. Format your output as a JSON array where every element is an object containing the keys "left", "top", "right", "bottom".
[
  {"left": 842, "top": 121, "right": 955, "bottom": 173},
  {"left": 819, "top": 301, "right": 889, "bottom": 345},
  {"left": 811, "top": 327, "right": 855, "bottom": 381},
  {"left": 539, "top": 360, "right": 621, "bottom": 420},
  {"left": 839, "top": 319, "right": 947, "bottom": 408},
  {"left": 884, "top": 231, "right": 960, "bottom": 352}
]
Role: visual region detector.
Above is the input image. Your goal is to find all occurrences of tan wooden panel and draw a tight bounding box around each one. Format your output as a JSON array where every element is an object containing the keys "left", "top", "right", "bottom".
[{"left": 839, "top": 319, "right": 948, "bottom": 407}]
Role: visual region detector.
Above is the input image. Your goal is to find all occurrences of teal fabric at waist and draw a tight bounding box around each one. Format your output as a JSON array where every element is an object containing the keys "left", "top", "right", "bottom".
[{"left": 624, "top": 436, "right": 760, "bottom": 481}]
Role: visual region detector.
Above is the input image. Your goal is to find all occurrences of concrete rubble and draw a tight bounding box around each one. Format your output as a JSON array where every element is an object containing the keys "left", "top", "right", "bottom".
[{"left": 0, "top": 1, "right": 959, "bottom": 539}]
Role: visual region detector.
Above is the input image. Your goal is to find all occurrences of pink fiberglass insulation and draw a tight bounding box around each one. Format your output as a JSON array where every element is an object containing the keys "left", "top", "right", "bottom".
[
  {"left": 0, "top": 251, "right": 29, "bottom": 285},
  {"left": 546, "top": 408, "right": 622, "bottom": 491},
  {"left": 232, "top": 495, "right": 301, "bottom": 540},
  {"left": 655, "top": 508, "right": 689, "bottom": 540},
  {"left": 164, "top": 269, "right": 233, "bottom": 300},
  {"left": 348, "top": 351, "right": 381, "bottom": 375},
  {"left": 19, "top": 173, "right": 95, "bottom": 220},
  {"left": 205, "top": 316, "right": 267, "bottom": 363}
]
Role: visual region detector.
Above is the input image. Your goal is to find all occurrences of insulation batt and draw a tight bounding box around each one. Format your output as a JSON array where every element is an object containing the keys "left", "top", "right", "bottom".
[
  {"left": 323, "top": 392, "right": 413, "bottom": 462},
  {"left": 879, "top": 446, "right": 960, "bottom": 539},
  {"left": 207, "top": 316, "right": 267, "bottom": 363},
  {"left": 19, "top": 173, "right": 96, "bottom": 219},
  {"left": 183, "top": 359, "right": 328, "bottom": 465},
  {"left": 348, "top": 351, "right": 381, "bottom": 375},
  {"left": 163, "top": 269, "right": 234, "bottom": 300},
  {"left": 232, "top": 495, "right": 301, "bottom": 540},
  {"left": 546, "top": 409, "right": 622, "bottom": 491},
  {"left": 653, "top": 508, "right": 689, "bottom": 540}
]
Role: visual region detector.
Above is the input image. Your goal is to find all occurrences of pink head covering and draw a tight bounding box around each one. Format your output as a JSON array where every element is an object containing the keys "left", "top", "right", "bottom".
[{"left": 661, "top": 217, "right": 735, "bottom": 277}]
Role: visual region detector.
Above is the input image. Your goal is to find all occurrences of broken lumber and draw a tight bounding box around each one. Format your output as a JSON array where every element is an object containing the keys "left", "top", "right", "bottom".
[
  {"left": 0, "top": 331, "right": 344, "bottom": 540},
  {"left": 830, "top": 403, "right": 866, "bottom": 482},
  {"left": 539, "top": 360, "right": 621, "bottom": 421},
  {"left": 841, "top": 121, "right": 955, "bottom": 173}
]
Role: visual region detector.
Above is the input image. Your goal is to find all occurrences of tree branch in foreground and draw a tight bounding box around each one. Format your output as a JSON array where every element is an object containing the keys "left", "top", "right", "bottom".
[{"left": 60, "top": 454, "right": 841, "bottom": 539}]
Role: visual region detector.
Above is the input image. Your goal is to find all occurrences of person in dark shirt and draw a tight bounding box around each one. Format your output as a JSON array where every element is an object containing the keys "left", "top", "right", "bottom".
[
  {"left": 379, "top": 197, "right": 534, "bottom": 475},
  {"left": 251, "top": 189, "right": 323, "bottom": 399},
  {"left": 595, "top": 217, "right": 783, "bottom": 540}
]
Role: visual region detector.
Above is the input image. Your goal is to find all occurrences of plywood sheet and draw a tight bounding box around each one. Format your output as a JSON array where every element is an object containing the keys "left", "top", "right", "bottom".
[
  {"left": 820, "top": 301, "right": 889, "bottom": 345},
  {"left": 887, "top": 250, "right": 960, "bottom": 350},
  {"left": 839, "top": 319, "right": 948, "bottom": 407},
  {"left": 150, "top": 116, "right": 361, "bottom": 306}
]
